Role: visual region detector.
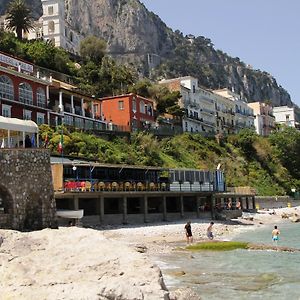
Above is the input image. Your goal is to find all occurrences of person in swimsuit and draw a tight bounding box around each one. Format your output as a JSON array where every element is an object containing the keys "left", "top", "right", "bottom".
[
  {"left": 207, "top": 222, "right": 214, "bottom": 240},
  {"left": 272, "top": 225, "right": 280, "bottom": 243},
  {"left": 184, "top": 221, "right": 193, "bottom": 244}
]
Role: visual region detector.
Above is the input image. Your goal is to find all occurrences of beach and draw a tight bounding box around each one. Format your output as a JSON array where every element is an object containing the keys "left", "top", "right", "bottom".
[{"left": 0, "top": 206, "right": 299, "bottom": 300}]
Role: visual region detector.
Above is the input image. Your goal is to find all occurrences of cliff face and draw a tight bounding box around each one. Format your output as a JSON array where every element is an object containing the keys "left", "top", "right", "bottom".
[
  {"left": 0, "top": 0, "right": 294, "bottom": 106},
  {"left": 0, "top": 0, "right": 42, "bottom": 18}
]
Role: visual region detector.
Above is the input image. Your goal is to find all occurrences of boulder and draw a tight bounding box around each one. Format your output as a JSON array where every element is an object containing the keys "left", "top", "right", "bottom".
[
  {"left": 169, "top": 288, "right": 201, "bottom": 300},
  {"left": 289, "top": 215, "right": 300, "bottom": 223}
]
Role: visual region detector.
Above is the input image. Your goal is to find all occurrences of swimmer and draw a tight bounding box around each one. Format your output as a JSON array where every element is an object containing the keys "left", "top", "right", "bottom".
[{"left": 272, "top": 225, "right": 280, "bottom": 243}]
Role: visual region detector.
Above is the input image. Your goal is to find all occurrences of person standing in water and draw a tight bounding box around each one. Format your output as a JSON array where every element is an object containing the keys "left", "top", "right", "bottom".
[
  {"left": 184, "top": 221, "right": 193, "bottom": 244},
  {"left": 272, "top": 225, "right": 280, "bottom": 243}
]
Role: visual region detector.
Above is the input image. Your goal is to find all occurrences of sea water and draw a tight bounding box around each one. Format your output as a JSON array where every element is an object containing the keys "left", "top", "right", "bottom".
[{"left": 155, "top": 223, "right": 300, "bottom": 300}]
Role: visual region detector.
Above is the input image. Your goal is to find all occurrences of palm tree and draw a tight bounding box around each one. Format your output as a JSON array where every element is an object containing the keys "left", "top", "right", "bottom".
[{"left": 6, "top": 0, "right": 33, "bottom": 40}]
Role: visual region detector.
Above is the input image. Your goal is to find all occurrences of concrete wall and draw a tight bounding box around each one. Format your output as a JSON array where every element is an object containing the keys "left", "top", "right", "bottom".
[
  {"left": 77, "top": 211, "right": 212, "bottom": 226},
  {"left": 255, "top": 196, "right": 299, "bottom": 209},
  {"left": 0, "top": 149, "right": 57, "bottom": 230}
]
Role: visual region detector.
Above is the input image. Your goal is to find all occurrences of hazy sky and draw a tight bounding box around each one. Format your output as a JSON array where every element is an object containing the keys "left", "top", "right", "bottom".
[{"left": 141, "top": 0, "right": 300, "bottom": 106}]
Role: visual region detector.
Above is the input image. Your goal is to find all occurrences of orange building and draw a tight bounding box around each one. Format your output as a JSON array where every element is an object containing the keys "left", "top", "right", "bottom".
[{"left": 95, "top": 94, "right": 155, "bottom": 131}]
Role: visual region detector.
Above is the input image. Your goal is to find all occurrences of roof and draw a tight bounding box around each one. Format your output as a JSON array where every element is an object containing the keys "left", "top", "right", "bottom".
[
  {"left": 50, "top": 156, "right": 165, "bottom": 171},
  {"left": 0, "top": 116, "right": 39, "bottom": 133}
]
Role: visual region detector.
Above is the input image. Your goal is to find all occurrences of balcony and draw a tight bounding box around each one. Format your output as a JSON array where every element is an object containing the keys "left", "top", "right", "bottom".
[
  {"left": 200, "top": 95, "right": 214, "bottom": 104},
  {"left": 201, "top": 107, "right": 215, "bottom": 115}
]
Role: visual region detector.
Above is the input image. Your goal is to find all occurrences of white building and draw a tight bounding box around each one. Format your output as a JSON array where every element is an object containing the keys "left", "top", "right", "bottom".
[
  {"left": 273, "top": 106, "right": 296, "bottom": 128},
  {"left": 2, "top": 0, "right": 82, "bottom": 54},
  {"left": 211, "top": 92, "right": 235, "bottom": 135},
  {"left": 160, "top": 77, "right": 216, "bottom": 134},
  {"left": 213, "top": 89, "right": 255, "bottom": 133},
  {"left": 247, "top": 102, "right": 275, "bottom": 136}
]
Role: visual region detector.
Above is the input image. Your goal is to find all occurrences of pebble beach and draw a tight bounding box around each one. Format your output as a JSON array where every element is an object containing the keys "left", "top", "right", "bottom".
[{"left": 0, "top": 206, "right": 299, "bottom": 300}]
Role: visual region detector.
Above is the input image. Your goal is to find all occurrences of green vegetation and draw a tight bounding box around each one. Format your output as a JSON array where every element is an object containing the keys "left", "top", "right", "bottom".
[
  {"left": 40, "top": 125, "right": 300, "bottom": 196},
  {"left": 186, "top": 241, "right": 249, "bottom": 251},
  {"left": 0, "top": 29, "right": 299, "bottom": 196},
  {"left": 5, "top": 0, "right": 33, "bottom": 40}
]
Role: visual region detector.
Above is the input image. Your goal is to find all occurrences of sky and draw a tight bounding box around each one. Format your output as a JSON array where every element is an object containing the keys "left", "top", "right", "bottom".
[{"left": 141, "top": 0, "right": 300, "bottom": 106}]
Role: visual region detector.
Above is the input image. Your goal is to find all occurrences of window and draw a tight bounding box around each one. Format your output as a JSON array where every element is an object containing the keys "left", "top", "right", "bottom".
[
  {"left": 148, "top": 105, "right": 153, "bottom": 116},
  {"left": 2, "top": 104, "right": 11, "bottom": 117},
  {"left": 19, "top": 82, "right": 33, "bottom": 105},
  {"left": 37, "top": 87, "right": 46, "bottom": 107},
  {"left": 93, "top": 104, "right": 98, "bottom": 114},
  {"left": 48, "top": 21, "right": 55, "bottom": 33},
  {"left": 140, "top": 100, "right": 145, "bottom": 113},
  {"left": 48, "top": 6, "right": 54, "bottom": 15},
  {"left": 118, "top": 100, "right": 124, "bottom": 110},
  {"left": 0, "top": 75, "right": 14, "bottom": 100},
  {"left": 132, "top": 99, "right": 136, "bottom": 111},
  {"left": 193, "top": 85, "right": 196, "bottom": 93},
  {"left": 36, "top": 112, "right": 45, "bottom": 125},
  {"left": 23, "top": 109, "right": 32, "bottom": 120}
]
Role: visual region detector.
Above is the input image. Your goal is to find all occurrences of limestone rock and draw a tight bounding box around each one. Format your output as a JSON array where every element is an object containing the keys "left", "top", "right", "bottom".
[
  {"left": 169, "top": 288, "right": 201, "bottom": 300},
  {"left": 289, "top": 214, "right": 300, "bottom": 223}
]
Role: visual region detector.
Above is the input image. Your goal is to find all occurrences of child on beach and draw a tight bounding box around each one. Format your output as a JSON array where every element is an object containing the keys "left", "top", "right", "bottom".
[
  {"left": 184, "top": 221, "right": 193, "bottom": 244},
  {"left": 207, "top": 222, "right": 214, "bottom": 240}
]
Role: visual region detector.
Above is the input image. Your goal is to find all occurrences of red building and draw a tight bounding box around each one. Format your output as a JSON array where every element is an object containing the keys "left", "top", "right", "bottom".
[
  {"left": 96, "top": 94, "right": 155, "bottom": 131},
  {"left": 0, "top": 51, "right": 51, "bottom": 125},
  {"left": 0, "top": 51, "right": 107, "bottom": 132}
]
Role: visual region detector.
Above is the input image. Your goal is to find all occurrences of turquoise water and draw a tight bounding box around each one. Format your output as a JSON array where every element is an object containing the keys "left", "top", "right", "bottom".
[{"left": 156, "top": 223, "right": 300, "bottom": 300}]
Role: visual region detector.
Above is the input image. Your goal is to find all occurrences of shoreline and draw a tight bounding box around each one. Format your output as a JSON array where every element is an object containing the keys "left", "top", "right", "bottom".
[{"left": 0, "top": 206, "right": 299, "bottom": 299}]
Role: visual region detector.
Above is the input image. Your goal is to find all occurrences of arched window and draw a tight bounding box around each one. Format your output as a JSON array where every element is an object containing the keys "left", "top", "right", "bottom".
[
  {"left": 140, "top": 100, "right": 145, "bottom": 113},
  {"left": 37, "top": 87, "right": 46, "bottom": 107},
  {"left": 19, "top": 82, "right": 33, "bottom": 105},
  {"left": 0, "top": 75, "right": 14, "bottom": 100}
]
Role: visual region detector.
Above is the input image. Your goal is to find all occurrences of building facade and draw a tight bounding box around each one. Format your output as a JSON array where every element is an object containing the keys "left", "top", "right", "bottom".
[
  {"left": 213, "top": 89, "right": 255, "bottom": 133},
  {"left": 211, "top": 92, "right": 235, "bottom": 135},
  {"left": 0, "top": 51, "right": 107, "bottom": 133},
  {"left": 48, "top": 79, "right": 107, "bottom": 131},
  {"left": 1, "top": 0, "right": 82, "bottom": 54},
  {"left": 273, "top": 106, "right": 297, "bottom": 128},
  {"left": 160, "top": 77, "right": 216, "bottom": 134},
  {"left": 0, "top": 51, "right": 51, "bottom": 127},
  {"left": 97, "top": 94, "right": 155, "bottom": 132},
  {"left": 248, "top": 102, "right": 275, "bottom": 136}
]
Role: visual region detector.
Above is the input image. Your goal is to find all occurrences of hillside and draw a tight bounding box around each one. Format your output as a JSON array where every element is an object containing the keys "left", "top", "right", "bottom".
[
  {"left": 41, "top": 125, "right": 300, "bottom": 196},
  {"left": 0, "top": 0, "right": 295, "bottom": 108}
]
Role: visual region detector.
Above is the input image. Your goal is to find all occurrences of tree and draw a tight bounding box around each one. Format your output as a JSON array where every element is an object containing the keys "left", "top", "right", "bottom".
[
  {"left": 79, "top": 36, "right": 107, "bottom": 64},
  {"left": 6, "top": 0, "right": 33, "bottom": 40},
  {"left": 128, "top": 79, "right": 152, "bottom": 97}
]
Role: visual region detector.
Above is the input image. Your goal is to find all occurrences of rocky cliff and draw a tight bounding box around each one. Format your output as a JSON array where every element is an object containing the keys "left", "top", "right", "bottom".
[{"left": 0, "top": 0, "right": 294, "bottom": 106}]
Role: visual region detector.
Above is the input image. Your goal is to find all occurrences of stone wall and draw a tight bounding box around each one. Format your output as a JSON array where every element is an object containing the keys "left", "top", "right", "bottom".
[
  {"left": 255, "top": 196, "right": 299, "bottom": 210},
  {"left": 0, "top": 149, "right": 57, "bottom": 230}
]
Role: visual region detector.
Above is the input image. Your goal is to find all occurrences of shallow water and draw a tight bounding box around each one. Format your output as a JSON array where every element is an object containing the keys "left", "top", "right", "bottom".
[{"left": 155, "top": 223, "right": 300, "bottom": 299}]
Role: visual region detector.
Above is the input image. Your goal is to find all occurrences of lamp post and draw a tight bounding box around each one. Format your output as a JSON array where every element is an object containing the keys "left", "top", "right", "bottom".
[{"left": 72, "top": 165, "right": 78, "bottom": 181}]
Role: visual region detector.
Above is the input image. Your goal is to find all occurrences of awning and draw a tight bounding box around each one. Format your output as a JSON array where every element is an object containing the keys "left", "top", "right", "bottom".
[{"left": 0, "top": 116, "right": 39, "bottom": 133}]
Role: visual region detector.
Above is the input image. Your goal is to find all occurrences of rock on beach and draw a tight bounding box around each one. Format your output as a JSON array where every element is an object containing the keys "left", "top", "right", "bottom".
[{"left": 0, "top": 227, "right": 169, "bottom": 300}]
